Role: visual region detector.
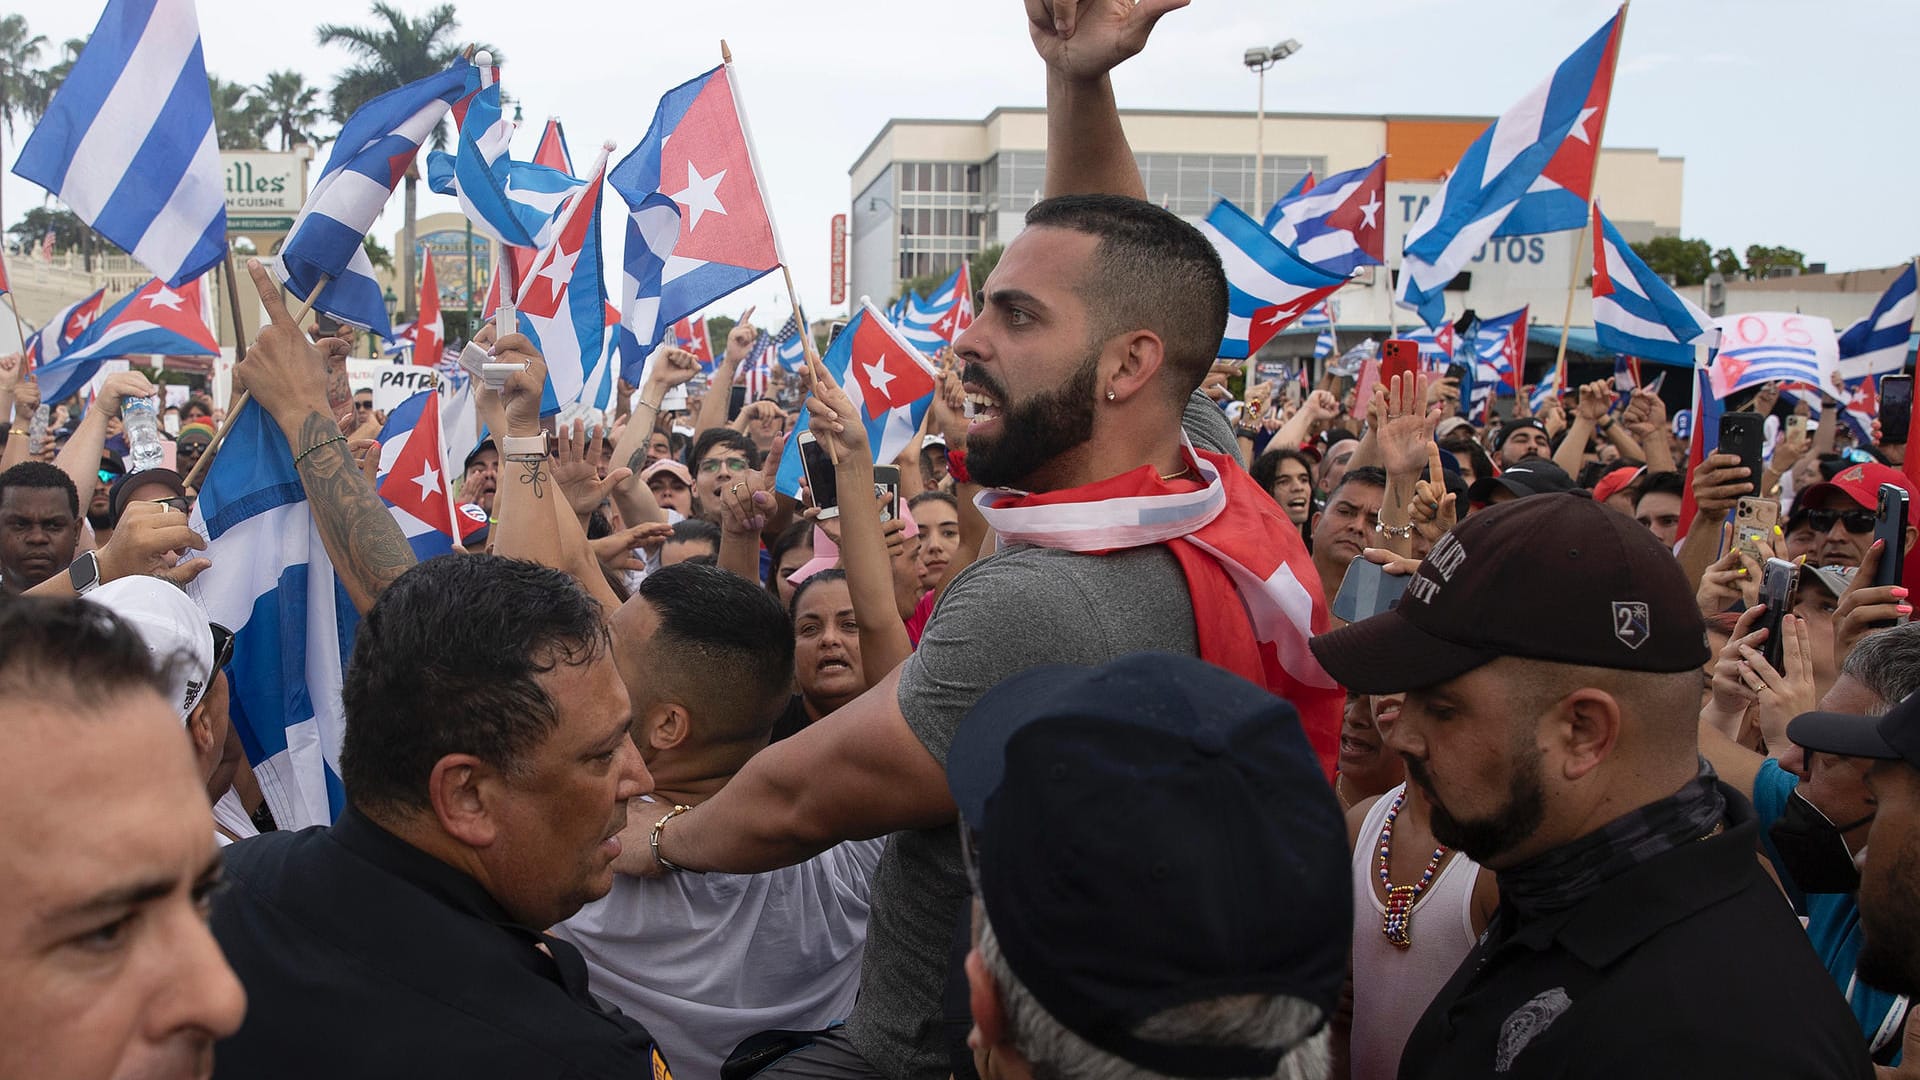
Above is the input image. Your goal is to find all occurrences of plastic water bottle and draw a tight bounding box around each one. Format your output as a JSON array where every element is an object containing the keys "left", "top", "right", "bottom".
[
  {"left": 26, "top": 404, "right": 48, "bottom": 455},
  {"left": 123, "top": 397, "right": 164, "bottom": 473}
]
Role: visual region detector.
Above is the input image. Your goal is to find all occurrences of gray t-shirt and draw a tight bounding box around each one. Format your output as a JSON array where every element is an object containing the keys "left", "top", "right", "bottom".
[
  {"left": 1183, "top": 388, "right": 1242, "bottom": 463},
  {"left": 843, "top": 544, "right": 1199, "bottom": 1080}
]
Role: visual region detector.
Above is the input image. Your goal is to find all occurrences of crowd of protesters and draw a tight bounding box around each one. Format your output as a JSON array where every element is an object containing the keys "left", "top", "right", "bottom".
[{"left": 4, "top": 4, "right": 1920, "bottom": 1080}]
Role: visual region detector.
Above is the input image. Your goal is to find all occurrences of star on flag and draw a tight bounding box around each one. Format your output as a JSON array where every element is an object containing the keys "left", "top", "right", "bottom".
[{"left": 669, "top": 161, "right": 729, "bottom": 231}]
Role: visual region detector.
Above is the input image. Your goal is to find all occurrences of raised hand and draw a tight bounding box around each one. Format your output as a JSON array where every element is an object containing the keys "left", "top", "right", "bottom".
[
  {"left": 723, "top": 307, "right": 759, "bottom": 363},
  {"left": 718, "top": 438, "right": 786, "bottom": 536},
  {"left": 591, "top": 521, "right": 673, "bottom": 575},
  {"left": 493, "top": 333, "right": 548, "bottom": 436},
  {"left": 553, "top": 418, "right": 630, "bottom": 518},
  {"left": 1691, "top": 451, "right": 1755, "bottom": 519},
  {"left": 0, "top": 353, "right": 22, "bottom": 393},
  {"left": 1834, "top": 540, "right": 1912, "bottom": 664},
  {"left": 98, "top": 501, "right": 210, "bottom": 586},
  {"left": 1379, "top": 372, "right": 1439, "bottom": 480},
  {"left": 643, "top": 344, "right": 702, "bottom": 396},
  {"left": 239, "top": 259, "right": 332, "bottom": 428},
  {"left": 1574, "top": 379, "right": 1612, "bottom": 422},
  {"left": 805, "top": 356, "right": 870, "bottom": 460},
  {"left": 1026, "top": 0, "right": 1190, "bottom": 80},
  {"left": 1409, "top": 441, "right": 1457, "bottom": 545},
  {"left": 96, "top": 370, "right": 159, "bottom": 415}
]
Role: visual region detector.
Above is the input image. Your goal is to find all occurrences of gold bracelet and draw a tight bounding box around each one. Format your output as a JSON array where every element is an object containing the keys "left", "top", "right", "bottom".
[
  {"left": 650, "top": 804, "right": 698, "bottom": 874},
  {"left": 7, "top": 428, "right": 24, "bottom": 438}
]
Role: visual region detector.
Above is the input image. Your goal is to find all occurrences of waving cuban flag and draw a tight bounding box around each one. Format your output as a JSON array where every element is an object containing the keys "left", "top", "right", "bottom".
[
  {"left": 774, "top": 299, "right": 939, "bottom": 498},
  {"left": 1590, "top": 205, "right": 1711, "bottom": 366},
  {"left": 1198, "top": 199, "right": 1349, "bottom": 359},
  {"left": 899, "top": 287, "right": 959, "bottom": 354},
  {"left": 424, "top": 65, "right": 583, "bottom": 250},
  {"left": 277, "top": 59, "right": 472, "bottom": 335},
  {"left": 1473, "top": 305, "right": 1529, "bottom": 398},
  {"left": 37, "top": 276, "right": 218, "bottom": 404},
  {"left": 1398, "top": 10, "right": 1623, "bottom": 326},
  {"left": 611, "top": 63, "right": 781, "bottom": 384},
  {"left": 1266, "top": 157, "right": 1386, "bottom": 276},
  {"left": 24, "top": 288, "right": 107, "bottom": 369},
  {"left": 516, "top": 149, "right": 609, "bottom": 414},
  {"left": 1838, "top": 263, "right": 1917, "bottom": 382}
]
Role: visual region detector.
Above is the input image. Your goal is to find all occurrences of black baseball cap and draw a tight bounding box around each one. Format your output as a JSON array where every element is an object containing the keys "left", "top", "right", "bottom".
[
  {"left": 109, "top": 468, "right": 188, "bottom": 519},
  {"left": 1788, "top": 692, "right": 1920, "bottom": 769},
  {"left": 1311, "top": 493, "right": 1711, "bottom": 693},
  {"left": 947, "top": 652, "right": 1348, "bottom": 1078},
  {"left": 1467, "top": 459, "right": 1579, "bottom": 504},
  {"left": 1498, "top": 417, "right": 1550, "bottom": 449}
]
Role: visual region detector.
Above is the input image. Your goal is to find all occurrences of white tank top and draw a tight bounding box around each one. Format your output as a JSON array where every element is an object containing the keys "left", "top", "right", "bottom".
[{"left": 1349, "top": 783, "right": 1484, "bottom": 1080}]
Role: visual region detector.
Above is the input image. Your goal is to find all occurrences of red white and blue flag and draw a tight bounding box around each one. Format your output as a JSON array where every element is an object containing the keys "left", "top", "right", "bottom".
[
  {"left": 24, "top": 288, "right": 107, "bottom": 370},
  {"left": 672, "top": 314, "right": 716, "bottom": 372},
  {"left": 1261, "top": 171, "right": 1315, "bottom": 229},
  {"left": 37, "top": 276, "right": 218, "bottom": 403},
  {"left": 611, "top": 64, "right": 782, "bottom": 384},
  {"left": 411, "top": 254, "right": 443, "bottom": 368},
  {"left": 516, "top": 149, "right": 609, "bottom": 414},
  {"left": 774, "top": 299, "right": 939, "bottom": 498},
  {"left": 376, "top": 388, "right": 473, "bottom": 547},
  {"left": 1398, "top": 10, "right": 1623, "bottom": 327},
  {"left": 534, "top": 117, "right": 574, "bottom": 174},
  {"left": 1472, "top": 305, "right": 1528, "bottom": 399},
  {"left": 1590, "top": 204, "right": 1711, "bottom": 366},
  {"left": 1265, "top": 156, "right": 1386, "bottom": 276},
  {"left": 1198, "top": 199, "right": 1349, "bottom": 359}
]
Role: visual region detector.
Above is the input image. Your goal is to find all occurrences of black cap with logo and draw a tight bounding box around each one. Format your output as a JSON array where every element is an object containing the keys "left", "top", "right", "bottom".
[
  {"left": 1467, "top": 459, "right": 1580, "bottom": 504},
  {"left": 946, "top": 651, "right": 1348, "bottom": 1078},
  {"left": 1311, "top": 493, "right": 1711, "bottom": 693},
  {"left": 1788, "top": 692, "right": 1920, "bottom": 771}
]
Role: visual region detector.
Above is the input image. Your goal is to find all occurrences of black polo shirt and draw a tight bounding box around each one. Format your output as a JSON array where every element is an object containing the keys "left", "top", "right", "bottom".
[
  {"left": 211, "top": 806, "right": 674, "bottom": 1080},
  {"left": 1399, "top": 783, "right": 1871, "bottom": 1080}
]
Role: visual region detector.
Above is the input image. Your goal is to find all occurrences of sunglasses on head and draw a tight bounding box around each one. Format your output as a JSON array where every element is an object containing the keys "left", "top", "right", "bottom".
[
  {"left": 210, "top": 622, "right": 234, "bottom": 672},
  {"left": 1805, "top": 507, "right": 1876, "bottom": 534}
]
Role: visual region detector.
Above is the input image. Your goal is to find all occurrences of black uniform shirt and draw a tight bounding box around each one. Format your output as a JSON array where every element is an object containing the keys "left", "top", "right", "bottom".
[
  {"left": 1399, "top": 784, "right": 1871, "bottom": 1080},
  {"left": 211, "top": 806, "right": 673, "bottom": 1080}
]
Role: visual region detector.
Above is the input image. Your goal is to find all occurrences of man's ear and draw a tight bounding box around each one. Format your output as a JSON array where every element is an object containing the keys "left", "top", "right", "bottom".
[
  {"left": 1548, "top": 689, "right": 1621, "bottom": 782},
  {"left": 1103, "top": 331, "right": 1167, "bottom": 405},
  {"left": 429, "top": 754, "right": 501, "bottom": 849},
  {"left": 640, "top": 701, "right": 690, "bottom": 753},
  {"left": 185, "top": 699, "right": 216, "bottom": 759}
]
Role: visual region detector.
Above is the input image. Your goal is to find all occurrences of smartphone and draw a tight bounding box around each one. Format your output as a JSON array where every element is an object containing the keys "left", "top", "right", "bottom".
[
  {"left": 1875, "top": 482, "right": 1909, "bottom": 592},
  {"left": 797, "top": 431, "right": 838, "bottom": 519},
  {"left": 827, "top": 319, "right": 849, "bottom": 346},
  {"left": 1381, "top": 339, "right": 1420, "bottom": 391},
  {"left": 1331, "top": 558, "right": 1412, "bottom": 624},
  {"left": 1757, "top": 557, "right": 1798, "bottom": 673},
  {"left": 1733, "top": 497, "right": 1779, "bottom": 562},
  {"left": 727, "top": 384, "right": 747, "bottom": 423},
  {"left": 1446, "top": 360, "right": 1471, "bottom": 386},
  {"left": 1784, "top": 414, "right": 1808, "bottom": 442},
  {"left": 315, "top": 313, "right": 345, "bottom": 336},
  {"left": 1718, "top": 412, "right": 1766, "bottom": 498},
  {"left": 872, "top": 464, "right": 900, "bottom": 524},
  {"left": 1881, "top": 375, "right": 1913, "bottom": 444}
]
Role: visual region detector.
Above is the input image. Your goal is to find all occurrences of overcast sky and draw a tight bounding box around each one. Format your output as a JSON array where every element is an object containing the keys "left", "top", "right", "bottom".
[{"left": 4, "top": 0, "right": 1916, "bottom": 321}]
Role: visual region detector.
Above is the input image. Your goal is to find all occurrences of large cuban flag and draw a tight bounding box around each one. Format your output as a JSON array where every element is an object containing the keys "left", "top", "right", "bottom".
[
  {"left": 1590, "top": 204, "right": 1711, "bottom": 366},
  {"left": 1265, "top": 157, "right": 1386, "bottom": 276},
  {"left": 424, "top": 65, "right": 583, "bottom": 250},
  {"left": 1837, "top": 263, "right": 1917, "bottom": 383},
  {"left": 37, "top": 276, "right": 218, "bottom": 404},
  {"left": 186, "top": 404, "right": 449, "bottom": 829},
  {"left": 1397, "top": 10, "right": 1623, "bottom": 326},
  {"left": 516, "top": 150, "right": 609, "bottom": 413},
  {"left": 1198, "top": 199, "right": 1349, "bottom": 359},
  {"left": 375, "top": 389, "right": 469, "bottom": 548},
  {"left": 611, "top": 64, "right": 781, "bottom": 384},
  {"left": 774, "top": 298, "right": 939, "bottom": 499},
  {"left": 277, "top": 59, "right": 473, "bottom": 336}
]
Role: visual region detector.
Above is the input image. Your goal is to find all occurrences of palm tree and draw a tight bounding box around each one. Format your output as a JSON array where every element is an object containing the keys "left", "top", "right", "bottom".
[
  {"left": 255, "top": 70, "right": 324, "bottom": 151},
  {"left": 0, "top": 14, "right": 46, "bottom": 248},
  {"left": 316, "top": 3, "right": 486, "bottom": 321},
  {"left": 208, "top": 75, "right": 268, "bottom": 150},
  {"left": 27, "top": 37, "right": 84, "bottom": 122}
]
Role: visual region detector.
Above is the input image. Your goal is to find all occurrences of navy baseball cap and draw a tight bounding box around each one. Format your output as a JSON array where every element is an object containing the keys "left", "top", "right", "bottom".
[
  {"left": 1789, "top": 692, "right": 1920, "bottom": 770},
  {"left": 1312, "top": 493, "right": 1711, "bottom": 693},
  {"left": 947, "top": 652, "right": 1349, "bottom": 1078}
]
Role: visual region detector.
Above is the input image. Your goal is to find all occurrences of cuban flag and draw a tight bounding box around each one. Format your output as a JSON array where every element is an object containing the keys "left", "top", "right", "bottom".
[
  {"left": 1265, "top": 157, "right": 1386, "bottom": 276},
  {"left": 898, "top": 288, "right": 959, "bottom": 354},
  {"left": 1397, "top": 11, "right": 1623, "bottom": 326},
  {"left": 774, "top": 299, "right": 939, "bottom": 498},
  {"left": 611, "top": 64, "right": 781, "bottom": 383},
  {"left": 671, "top": 314, "right": 716, "bottom": 372},
  {"left": 1298, "top": 300, "right": 1335, "bottom": 330},
  {"left": 1404, "top": 322, "right": 1457, "bottom": 369},
  {"left": 1261, "top": 171, "right": 1315, "bottom": 229},
  {"left": 24, "top": 288, "right": 107, "bottom": 369},
  {"left": 1677, "top": 364, "right": 1726, "bottom": 539},
  {"left": 37, "top": 276, "right": 218, "bottom": 404},
  {"left": 1328, "top": 337, "right": 1377, "bottom": 378},
  {"left": 186, "top": 404, "right": 450, "bottom": 830},
  {"left": 424, "top": 67, "right": 583, "bottom": 251},
  {"left": 774, "top": 314, "right": 808, "bottom": 372},
  {"left": 1198, "top": 199, "right": 1349, "bottom": 359},
  {"left": 1529, "top": 377, "right": 1562, "bottom": 415},
  {"left": 575, "top": 302, "right": 625, "bottom": 417},
  {"left": 1708, "top": 314, "right": 1839, "bottom": 401},
  {"left": 1473, "top": 305, "right": 1528, "bottom": 398},
  {"left": 534, "top": 117, "right": 575, "bottom": 174},
  {"left": 517, "top": 149, "right": 609, "bottom": 413},
  {"left": 12, "top": 0, "right": 226, "bottom": 288},
  {"left": 1837, "top": 262, "right": 1917, "bottom": 383},
  {"left": 1313, "top": 326, "right": 1336, "bottom": 361},
  {"left": 1590, "top": 205, "right": 1711, "bottom": 366},
  {"left": 923, "top": 262, "right": 974, "bottom": 345},
  {"left": 375, "top": 389, "right": 471, "bottom": 547},
  {"left": 277, "top": 59, "right": 473, "bottom": 336}
]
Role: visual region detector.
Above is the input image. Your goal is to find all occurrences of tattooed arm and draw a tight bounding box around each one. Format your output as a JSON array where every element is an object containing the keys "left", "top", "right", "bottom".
[
  {"left": 239, "top": 260, "right": 417, "bottom": 615},
  {"left": 606, "top": 343, "right": 701, "bottom": 529}
]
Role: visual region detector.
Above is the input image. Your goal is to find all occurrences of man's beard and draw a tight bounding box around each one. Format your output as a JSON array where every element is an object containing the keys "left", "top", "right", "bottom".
[
  {"left": 1857, "top": 840, "right": 1920, "bottom": 997},
  {"left": 964, "top": 350, "right": 1100, "bottom": 489},
  {"left": 87, "top": 509, "right": 114, "bottom": 531},
  {"left": 1404, "top": 746, "right": 1546, "bottom": 865}
]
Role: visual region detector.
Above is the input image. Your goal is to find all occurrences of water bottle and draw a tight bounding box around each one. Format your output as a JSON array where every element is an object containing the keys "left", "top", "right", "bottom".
[
  {"left": 26, "top": 404, "right": 48, "bottom": 456},
  {"left": 123, "top": 397, "right": 165, "bottom": 473}
]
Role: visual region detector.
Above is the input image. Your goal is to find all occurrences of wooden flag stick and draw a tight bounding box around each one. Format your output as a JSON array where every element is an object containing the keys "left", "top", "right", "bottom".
[
  {"left": 1551, "top": 0, "right": 1629, "bottom": 392},
  {"left": 182, "top": 272, "right": 331, "bottom": 490}
]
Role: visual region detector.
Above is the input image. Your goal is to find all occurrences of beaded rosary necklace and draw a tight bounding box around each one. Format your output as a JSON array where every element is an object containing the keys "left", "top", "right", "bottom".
[{"left": 1376, "top": 788, "right": 1449, "bottom": 950}]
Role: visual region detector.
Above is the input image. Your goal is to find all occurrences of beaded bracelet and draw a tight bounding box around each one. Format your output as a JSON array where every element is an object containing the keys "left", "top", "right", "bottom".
[{"left": 294, "top": 434, "right": 347, "bottom": 466}]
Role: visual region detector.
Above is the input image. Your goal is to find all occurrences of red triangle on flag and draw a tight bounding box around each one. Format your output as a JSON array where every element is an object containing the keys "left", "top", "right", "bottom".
[
  {"left": 1248, "top": 283, "right": 1345, "bottom": 355},
  {"left": 127, "top": 277, "right": 220, "bottom": 353},
  {"left": 656, "top": 70, "right": 778, "bottom": 268},
  {"left": 848, "top": 315, "right": 937, "bottom": 413},
  {"left": 1320, "top": 158, "right": 1386, "bottom": 265},
  {"left": 377, "top": 390, "right": 458, "bottom": 540},
  {"left": 1540, "top": 19, "right": 1620, "bottom": 200},
  {"left": 412, "top": 255, "right": 443, "bottom": 366}
]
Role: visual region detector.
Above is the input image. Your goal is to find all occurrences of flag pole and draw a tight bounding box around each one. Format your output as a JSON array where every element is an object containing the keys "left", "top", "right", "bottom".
[
  {"left": 183, "top": 272, "right": 331, "bottom": 490},
  {"left": 1550, "top": 0, "right": 1629, "bottom": 393},
  {"left": 725, "top": 38, "right": 837, "bottom": 464}
]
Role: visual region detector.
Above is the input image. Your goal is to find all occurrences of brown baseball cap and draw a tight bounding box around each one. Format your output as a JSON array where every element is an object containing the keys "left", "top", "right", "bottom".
[{"left": 1310, "top": 493, "right": 1711, "bottom": 693}]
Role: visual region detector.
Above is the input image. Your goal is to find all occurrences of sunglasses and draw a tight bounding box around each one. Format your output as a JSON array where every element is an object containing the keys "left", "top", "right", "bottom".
[
  {"left": 698, "top": 457, "right": 752, "bottom": 475},
  {"left": 98, "top": 469, "right": 121, "bottom": 484},
  {"left": 1805, "top": 507, "right": 1876, "bottom": 534},
  {"left": 356, "top": 400, "right": 375, "bottom": 412},
  {"left": 177, "top": 442, "right": 208, "bottom": 456},
  {"left": 210, "top": 622, "right": 234, "bottom": 672}
]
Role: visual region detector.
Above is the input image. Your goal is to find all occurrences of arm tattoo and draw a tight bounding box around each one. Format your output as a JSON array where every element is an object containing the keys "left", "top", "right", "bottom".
[
  {"left": 519, "top": 456, "right": 549, "bottom": 498},
  {"left": 626, "top": 447, "right": 648, "bottom": 475},
  {"left": 292, "top": 410, "right": 417, "bottom": 613}
]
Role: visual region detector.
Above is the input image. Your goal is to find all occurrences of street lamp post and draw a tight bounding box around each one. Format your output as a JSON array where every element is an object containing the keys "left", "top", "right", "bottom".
[{"left": 1243, "top": 39, "right": 1302, "bottom": 211}]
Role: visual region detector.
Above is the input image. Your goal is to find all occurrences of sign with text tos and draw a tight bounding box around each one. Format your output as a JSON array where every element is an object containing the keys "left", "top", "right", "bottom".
[{"left": 346, "top": 359, "right": 442, "bottom": 412}]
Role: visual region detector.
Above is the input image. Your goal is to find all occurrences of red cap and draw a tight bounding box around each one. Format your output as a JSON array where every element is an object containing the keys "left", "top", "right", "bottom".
[
  {"left": 1591, "top": 466, "right": 1646, "bottom": 506},
  {"left": 1798, "top": 462, "right": 1919, "bottom": 512}
]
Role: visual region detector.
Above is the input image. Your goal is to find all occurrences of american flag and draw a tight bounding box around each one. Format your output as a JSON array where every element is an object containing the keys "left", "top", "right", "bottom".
[
  {"left": 741, "top": 331, "right": 773, "bottom": 401},
  {"left": 40, "top": 228, "right": 55, "bottom": 263}
]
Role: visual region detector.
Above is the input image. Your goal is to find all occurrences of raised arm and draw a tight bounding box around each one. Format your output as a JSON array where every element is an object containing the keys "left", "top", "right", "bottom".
[
  {"left": 608, "top": 343, "right": 702, "bottom": 528},
  {"left": 57, "top": 370, "right": 157, "bottom": 519},
  {"left": 693, "top": 312, "right": 757, "bottom": 439},
  {"left": 239, "top": 259, "right": 416, "bottom": 614},
  {"left": 1029, "top": 0, "right": 1189, "bottom": 198},
  {"left": 0, "top": 372, "right": 34, "bottom": 471}
]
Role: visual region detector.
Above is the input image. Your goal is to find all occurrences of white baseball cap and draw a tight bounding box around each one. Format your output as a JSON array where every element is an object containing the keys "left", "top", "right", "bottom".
[{"left": 80, "top": 577, "right": 215, "bottom": 723}]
